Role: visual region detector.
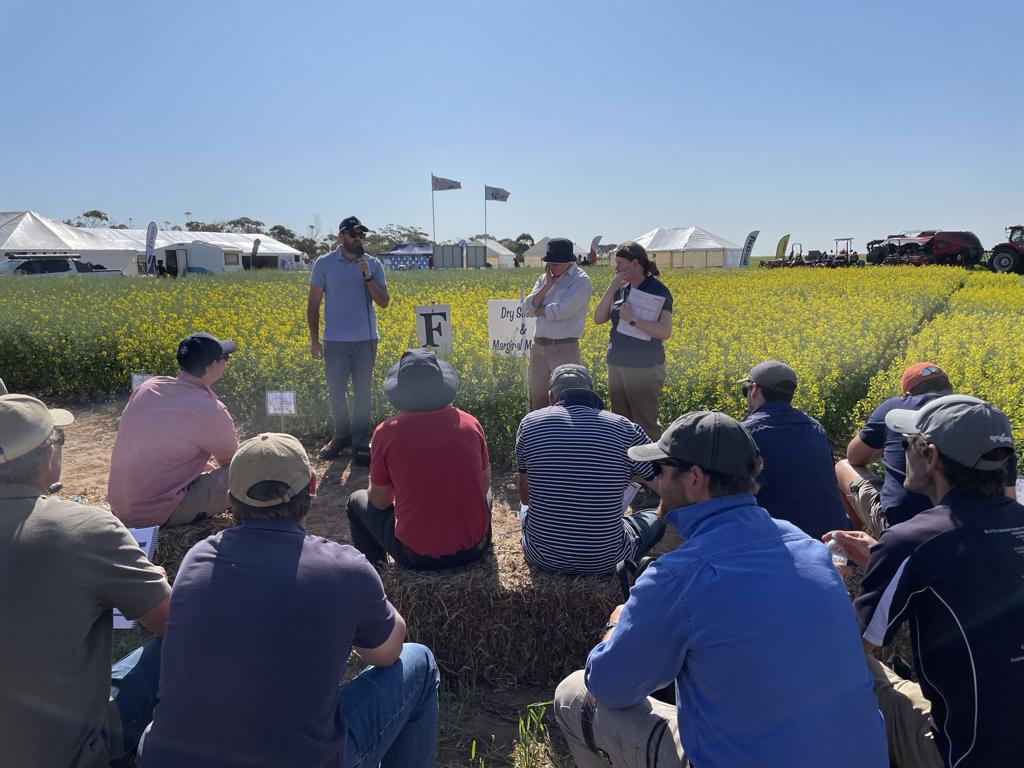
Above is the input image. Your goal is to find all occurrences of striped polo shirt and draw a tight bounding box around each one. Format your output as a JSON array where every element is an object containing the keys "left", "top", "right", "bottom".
[{"left": 515, "top": 395, "right": 656, "bottom": 574}]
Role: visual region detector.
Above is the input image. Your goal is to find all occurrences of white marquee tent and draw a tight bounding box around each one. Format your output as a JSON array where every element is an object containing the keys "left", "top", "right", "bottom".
[
  {"left": 521, "top": 237, "right": 588, "bottom": 268},
  {"left": 0, "top": 211, "right": 302, "bottom": 274},
  {"left": 468, "top": 237, "right": 516, "bottom": 268},
  {"left": 631, "top": 226, "right": 743, "bottom": 269}
]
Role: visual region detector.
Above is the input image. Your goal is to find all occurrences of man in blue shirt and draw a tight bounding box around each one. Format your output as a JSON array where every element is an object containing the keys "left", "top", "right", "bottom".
[
  {"left": 308, "top": 216, "right": 390, "bottom": 466},
  {"left": 740, "top": 359, "right": 849, "bottom": 540},
  {"left": 837, "top": 362, "right": 965, "bottom": 536},
  {"left": 139, "top": 433, "right": 439, "bottom": 768},
  {"left": 554, "top": 411, "right": 887, "bottom": 768}
]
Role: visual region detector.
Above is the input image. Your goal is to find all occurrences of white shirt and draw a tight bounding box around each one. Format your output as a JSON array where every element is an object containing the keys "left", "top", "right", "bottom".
[{"left": 521, "top": 265, "right": 593, "bottom": 339}]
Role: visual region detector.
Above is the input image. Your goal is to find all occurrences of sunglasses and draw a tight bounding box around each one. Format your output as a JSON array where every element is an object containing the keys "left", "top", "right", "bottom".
[
  {"left": 902, "top": 435, "right": 928, "bottom": 454},
  {"left": 53, "top": 428, "right": 65, "bottom": 447},
  {"left": 742, "top": 383, "right": 753, "bottom": 397},
  {"left": 343, "top": 231, "right": 365, "bottom": 240},
  {"left": 652, "top": 459, "right": 694, "bottom": 476}
]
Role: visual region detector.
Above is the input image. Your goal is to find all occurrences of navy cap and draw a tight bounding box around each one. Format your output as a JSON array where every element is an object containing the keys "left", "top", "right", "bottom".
[
  {"left": 339, "top": 216, "right": 369, "bottom": 234},
  {"left": 176, "top": 332, "right": 236, "bottom": 373},
  {"left": 543, "top": 238, "right": 576, "bottom": 263}
]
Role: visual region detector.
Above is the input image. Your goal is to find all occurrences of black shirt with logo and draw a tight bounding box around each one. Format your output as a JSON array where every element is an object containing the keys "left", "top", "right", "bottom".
[
  {"left": 856, "top": 493, "right": 1024, "bottom": 767},
  {"left": 606, "top": 276, "right": 674, "bottom": 368}
]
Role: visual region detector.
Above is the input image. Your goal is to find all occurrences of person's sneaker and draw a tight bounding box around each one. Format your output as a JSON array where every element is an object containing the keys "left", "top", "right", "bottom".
[
  {"left": 353, "top": 445, "right": 371, "bottom": 467},
  {"left": 318, "top": 436, "right": 352, "bottom": 460}
]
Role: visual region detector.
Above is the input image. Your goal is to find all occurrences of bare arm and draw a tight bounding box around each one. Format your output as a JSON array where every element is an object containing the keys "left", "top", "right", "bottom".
[
  {"left": 593, "top": 276, "right": 625, "bottom": 325},
  {"left": 137, "top": 594, "right": 171, "bottom": 637},
  {"left": 846, "top": 435, "right": 882, "bottom": 466},
  {"left": 368, "top": 480, "right": 395, "bottom": 510},
  {"left": 354, "top": 609, "right": 407, "bottom": 667},
  {"left": 307, "top": 285, "right": 324, "bottom": 359},
  {"left": 366, "top": 277, "right": 390, "bottom": 308},
  {"left": 518, "top": 472, "right": 529, "bottom": 506}
]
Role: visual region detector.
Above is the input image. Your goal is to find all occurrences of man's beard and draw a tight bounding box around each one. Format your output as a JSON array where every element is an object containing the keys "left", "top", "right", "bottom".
[{"left": 348, "top": 241, "right": 365, "bottom": 256}]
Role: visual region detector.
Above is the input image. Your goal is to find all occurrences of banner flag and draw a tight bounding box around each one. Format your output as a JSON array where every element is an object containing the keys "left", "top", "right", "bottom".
[
  {"left": 775, "top": 234, "right": 791, "bottom": 261},
  {"left": 740, "top": 230, "right": 760, "bottom": 267},
  {"left": 431, "top": 174, "right": 462, "bottom": 191},
  {"left": 484, "top": 185, "right": 510, "bottom": 202},
  {"left": 145, "top": 221, "right": 158, "bottom": 273},
  {"left": 588, "top": 235, "right": 602, "bottom": 264},
  {"left": 251, "top": 238, "right": 261, "bottom": 261}
]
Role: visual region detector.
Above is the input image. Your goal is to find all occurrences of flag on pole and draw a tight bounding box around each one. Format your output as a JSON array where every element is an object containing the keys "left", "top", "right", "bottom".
[
  {"left": 484, "top": 185, "right": 510, "bottom": 202},
  {"left": 431, "top": 174, "right": 462, "bottom": 191}
]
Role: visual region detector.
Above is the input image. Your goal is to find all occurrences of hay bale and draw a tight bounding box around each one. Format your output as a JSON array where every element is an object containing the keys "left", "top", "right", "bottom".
[
  {"left": 154, "top": 513, "right": 237, "bottom": 583},
  {"left": 380, "top": 525, "right": 621, "bottom": 687}
]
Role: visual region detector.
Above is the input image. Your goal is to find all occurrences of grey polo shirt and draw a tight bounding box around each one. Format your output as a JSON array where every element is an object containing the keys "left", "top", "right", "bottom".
[{"left": 310, "top": 250, "right": 387, "bottom": 342}]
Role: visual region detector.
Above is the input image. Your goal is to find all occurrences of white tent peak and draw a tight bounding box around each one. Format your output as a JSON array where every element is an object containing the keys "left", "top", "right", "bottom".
[{"left": 632, "top": 226, "right": 740, "bottom": 252}]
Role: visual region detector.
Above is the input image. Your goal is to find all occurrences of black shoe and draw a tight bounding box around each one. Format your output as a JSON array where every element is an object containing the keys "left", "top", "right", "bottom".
[
  {"left": 318, "top": 436, "right": 352, "bottom": 460},
  {"left": 353, "top": 445, "right": 371, "bottom": 467}
]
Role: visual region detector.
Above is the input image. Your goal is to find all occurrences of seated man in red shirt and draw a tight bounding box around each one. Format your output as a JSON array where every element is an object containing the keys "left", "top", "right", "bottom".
[{"left": 346, "top": 349, "right": 492, "bottom": 569}]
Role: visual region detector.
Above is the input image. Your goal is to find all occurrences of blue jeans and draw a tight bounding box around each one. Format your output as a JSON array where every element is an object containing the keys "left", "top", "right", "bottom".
[
  {"left": 519, "top": 506, "right": 666, "bottom": 560},
  {"left": 110, "top": 638, "right": 162, "bottom": 765},
  {"left": 341, "top": 643, "right": 440, "bottom": 768},
  {"left": 324, "top": 340, "right": 378, "bottom": 448}
]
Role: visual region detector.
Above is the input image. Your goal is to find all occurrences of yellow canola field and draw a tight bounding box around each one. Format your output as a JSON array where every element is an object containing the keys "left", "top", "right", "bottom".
[{"left": 1, "top": 265, "right": 1011, "bottom": 464}]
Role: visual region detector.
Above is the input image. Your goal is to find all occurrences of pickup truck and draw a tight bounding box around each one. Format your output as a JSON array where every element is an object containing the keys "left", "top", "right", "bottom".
[{"left": 0, "top": 257, "right": 123, "bottom": 278}]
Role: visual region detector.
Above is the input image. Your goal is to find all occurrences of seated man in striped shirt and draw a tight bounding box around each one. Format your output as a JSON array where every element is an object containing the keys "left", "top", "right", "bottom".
[{"left": 515, "top": 364, "right": 664, "bottom": 575}]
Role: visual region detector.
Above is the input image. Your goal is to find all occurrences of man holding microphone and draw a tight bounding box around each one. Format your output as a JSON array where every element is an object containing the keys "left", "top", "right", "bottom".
[
  {"left": 522, "top": 238, "right": 593, "bottom": 410},
  {"left": 308, "top": 216, "right": 390, "bottom": 466}
]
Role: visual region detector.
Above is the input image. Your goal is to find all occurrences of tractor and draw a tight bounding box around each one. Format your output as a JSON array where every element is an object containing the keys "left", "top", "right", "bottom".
[
  {"left": 989, "top": 225, "right": 1024, "bottom": 274},
  {"left": 865, "top": 230, "right": 984, "bottom": 268}
]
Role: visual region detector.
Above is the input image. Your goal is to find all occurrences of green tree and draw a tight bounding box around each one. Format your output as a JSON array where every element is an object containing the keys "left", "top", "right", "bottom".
[
  {"left": 267, "top": 224, "right": 298, "bottom": 246},
  {"left": 224, "top": 217, "right": 265, "bottom": 234},
  {"left": 63, "top": 209, "right": 110, "bottom": 228},
  {"left": 185, "top": 220, "right": 224, "bottom": 232}
]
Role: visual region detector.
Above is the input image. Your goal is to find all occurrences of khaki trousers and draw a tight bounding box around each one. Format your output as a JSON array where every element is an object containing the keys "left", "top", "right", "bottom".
[
  {"left": 529, "top": 339, "right": 581, "bottom": 410},
  {"left": 866, "top": 654, "right": 943, "bottom": 768},
  {"left": 554, "top": 670, "right": 687, "bottom": 768},
  {"left": 608, "top": 363, "right": 666, "bottom": 440},
  {"left": 166, "top": 466, "right": 230, "bottom": 527}
]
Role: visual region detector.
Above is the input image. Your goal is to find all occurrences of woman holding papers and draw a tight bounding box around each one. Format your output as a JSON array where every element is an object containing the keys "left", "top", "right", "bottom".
[{"left": 593, "top": 242, "right": 674, "bottom": 439}]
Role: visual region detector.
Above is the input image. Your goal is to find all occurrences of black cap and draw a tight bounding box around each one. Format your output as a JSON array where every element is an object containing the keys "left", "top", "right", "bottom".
[
  {"left": 339, "top": 216, "right": 369, "bottom": 234},
  {"left": 176, "top": 333, "right": 237, "bottom": 372},
  {"left": 628, "top": 411, "right": 760, "bottom": 477},
  {"left": 548, "top": 364, "right": 594, "bottom": 397},
  {"left": 543, "top": 238, "right": 576, "bottom": 263},
  {"left": 738, "top": 360, "right": 797, "bottom": 396}
]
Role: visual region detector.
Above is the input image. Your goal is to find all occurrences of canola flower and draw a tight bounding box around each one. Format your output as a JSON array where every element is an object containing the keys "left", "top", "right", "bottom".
[{"left": 1, "top": 265, "right": 1008, "bottom": 464}]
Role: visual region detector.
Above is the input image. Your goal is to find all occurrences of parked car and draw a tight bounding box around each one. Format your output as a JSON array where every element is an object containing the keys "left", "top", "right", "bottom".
[{"left": 0, "top": 256, "right": 123, "bottom": 278}]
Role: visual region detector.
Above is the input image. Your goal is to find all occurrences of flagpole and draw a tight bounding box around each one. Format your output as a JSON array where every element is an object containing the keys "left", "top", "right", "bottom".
[
  {"left": 431, "top": 187, "right": 436, "bottom": 244},
  {"left": 484, "top": 185, "right": 488, "bottom": 260}
]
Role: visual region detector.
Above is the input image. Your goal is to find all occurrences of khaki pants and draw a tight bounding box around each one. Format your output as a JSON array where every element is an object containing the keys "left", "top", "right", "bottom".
[
  {"left": 554, "top": 670, "right": 687, "bottom": 768},
  {"left": 165, "top": 466, "right": 230, "bottom": 527},
  {"left": 866, "top": 654, "right": 943, "bottom": 768},
  {"left": 529, "top": 339, "right": 581, "bottom": 410},
  {"left": 608, "top": 363, "right": 666, "bottom": 440},
  {"left": 847, "top": 470, "right": 886, "bottom": 539}
]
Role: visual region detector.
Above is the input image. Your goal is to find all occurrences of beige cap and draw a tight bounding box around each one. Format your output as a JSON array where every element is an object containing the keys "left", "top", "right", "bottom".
[
  {"left": 0, "top": 394, "right": 74, "bottom": 464},
  {"left": 229, "top": 433, "right": 311, "bottom": 508}
]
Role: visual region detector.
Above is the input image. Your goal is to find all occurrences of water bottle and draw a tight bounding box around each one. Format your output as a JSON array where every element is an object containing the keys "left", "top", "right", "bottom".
[{"left": 827, "top": 538, "right": 848, "bottom": 566}]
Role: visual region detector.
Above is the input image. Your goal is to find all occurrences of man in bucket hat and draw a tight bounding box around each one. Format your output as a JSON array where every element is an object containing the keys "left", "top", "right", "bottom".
[
  {"left": 0, "top": 394, "right": 171, "bottom": 767},
  {"left": 140, "top": 433, "right": 439, "bottom": 767},
  {"left": 827, "top": 395, "right": 1024, "bottom": 768},
  {"left": 108, "top": 332, "right": 239, "bottom": 528},
  {"left": 346, "top": 349, "right": 492, "bottom": 569},
  {"left": 554, "top": 411, "right": 887, "bottom": 767},
  {"left": 522, "top": 237, "right": 593, "bottom": 410}
]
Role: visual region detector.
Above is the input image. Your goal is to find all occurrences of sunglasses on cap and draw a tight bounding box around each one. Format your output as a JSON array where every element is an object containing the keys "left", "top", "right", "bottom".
[{"left": 917, "top": 365, "right": 942, "bottom": 378}]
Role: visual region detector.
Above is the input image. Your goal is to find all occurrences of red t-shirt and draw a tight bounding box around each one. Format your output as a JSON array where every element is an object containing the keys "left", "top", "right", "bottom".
[{"left": 370, "top": 407, "right": 490, "bottom": 557}]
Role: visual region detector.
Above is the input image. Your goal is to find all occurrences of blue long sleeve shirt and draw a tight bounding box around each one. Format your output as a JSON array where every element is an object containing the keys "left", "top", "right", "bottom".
[{"left": 585, "top": 494, "right": 887, "bottom": 767}]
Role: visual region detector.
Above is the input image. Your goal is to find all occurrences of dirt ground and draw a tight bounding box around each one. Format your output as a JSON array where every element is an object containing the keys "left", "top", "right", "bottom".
[{"left": 60, "top": 398, "right": 570, "bottom": 766}]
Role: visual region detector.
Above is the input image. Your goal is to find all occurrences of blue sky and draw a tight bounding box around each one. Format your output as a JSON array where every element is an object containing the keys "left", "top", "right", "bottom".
[{"left": 3, "top": 0, "right": 1022, "bottom": 253}]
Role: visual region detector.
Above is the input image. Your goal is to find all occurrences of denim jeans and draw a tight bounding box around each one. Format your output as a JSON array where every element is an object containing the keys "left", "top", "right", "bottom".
[
  {"left": 519, "top": 505, "right": 665, "bottom": 560},
  {"left": 324, "top": 340, "right": 378, "bottom": 448},
  {"left": 347, "top": 489, "right": 493, "bottom": 570},
  {"left": 341, "top": 643, "right": 440, "bottom": 768},
  {"left": 109, "top": 638, "right": 162, "bottom": 765}
]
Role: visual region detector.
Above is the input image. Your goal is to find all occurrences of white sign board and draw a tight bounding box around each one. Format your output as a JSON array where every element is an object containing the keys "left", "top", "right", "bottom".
[
  {"left": 415, "top": 304, "right": 453, "bottom": 355},
  {"left": 487, "top": 300, "right": 535, "bottom": 357},
  {"left": 266, "top": 390, "right": 296, "bottom": 415},
  {"left": 1017, "top": 478, "right": 1024, "bottom": 505},
  {"left": 132, "top": 373, "right": 155, "bottom": 392},
  {"left": 113, "top": 526, "right": 160, "bottom": 629}
]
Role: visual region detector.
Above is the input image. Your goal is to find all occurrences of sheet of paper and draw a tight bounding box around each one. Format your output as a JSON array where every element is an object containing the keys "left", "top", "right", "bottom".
[
  {"left": 616, "top": 288, "right": 665, "bottom": 341},
  {"left": 622, "top": 482, "right": 641, "bottom": 512},
  {"left": 113, "top": 526, "right": 160, "bottom": 630}
]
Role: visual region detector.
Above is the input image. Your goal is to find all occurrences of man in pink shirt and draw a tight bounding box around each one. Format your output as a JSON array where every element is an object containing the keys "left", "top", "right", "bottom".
[{"left": 107, "top": 333, "right": 239, "bottom": 527}]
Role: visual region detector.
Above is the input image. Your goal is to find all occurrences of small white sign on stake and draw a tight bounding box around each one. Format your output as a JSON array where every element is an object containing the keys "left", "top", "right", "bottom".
[
  {"left": 487, "top": 299, "right": 536, "bottom": 357},
  {"left": 113, "top": 525, "right": 160, "bottom": 629},
  {"left": 266, "top": 390, "right": 297, "bottom": 432},
  {"left": 131, "top": 373, "right": 155, "bottom": 392},
  {"left": 415, "top": 304, "right": 453, "bottom": 356}
]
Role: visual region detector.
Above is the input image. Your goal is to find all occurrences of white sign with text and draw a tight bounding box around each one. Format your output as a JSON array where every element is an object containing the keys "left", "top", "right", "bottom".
[
  {"left": 487, "top": 300, "right": 535, "bottom": 357},
  {"left": 266, "top": 390, "right": 297, "bottom": 415},
  {"left": 414, "top": 304, "right": 453, "bottom": 355},
  {"left": 131, "top": 373, "right": 155, "bottom": 392},
  {"left": 113, "top": 526, "right": 160, "bottom": 629}
]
